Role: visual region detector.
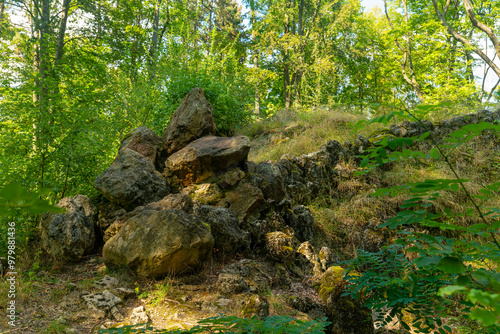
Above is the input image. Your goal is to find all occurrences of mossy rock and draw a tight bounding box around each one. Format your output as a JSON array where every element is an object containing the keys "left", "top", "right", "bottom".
[
  {"left": 317, "top": 266, "right": 374, "bottom": 334},
  {"left": 241, "top": 294, "right": 269, "bottom": 318}
]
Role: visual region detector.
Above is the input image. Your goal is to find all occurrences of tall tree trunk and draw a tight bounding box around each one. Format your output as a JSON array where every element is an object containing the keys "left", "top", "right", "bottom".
[
  {"left": 149, "top": 0, "right": 161, "bottom": 82},
  {"left": 293, "top": 0, "right": 305, "bottom": 106},
  {"left": 283, "top": 1, "right": 291, "bottom": 112},
  {"left": 384, "top": 0, "right": 424, "bottom": 102},
  {"left": 0, "top": 0, "right": 5, "bottom": 36},
  {"left": 54, "top": 0, "right": 71, "bottom": 68},
  {"left": 431, "top": 0, "right": 500, "bottom": 79},
  {"left": 250, "top": 0, "right": 260, "bottom": 115}
]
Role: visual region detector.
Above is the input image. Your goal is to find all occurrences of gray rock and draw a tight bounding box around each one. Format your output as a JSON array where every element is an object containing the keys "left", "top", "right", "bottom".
[
  {"left": 285, "top": 205, "right": 315, "bottom": 243},
  {"left": 161, "top": 87, "right": 216, "bottom": 157},
  {"left": 165, "top": 135, "right": 251, "bottom": 186},
  {"left": 103, "top": 209, "right": 214, "bottom": 277},
  {"left": 129, "top": 306, "right": 150, "bottom": 325},
  {"left": 82, "top": 290, "right": 122, "bottom": 311},
  {"left": 40, "top": 195, "right": 96, "bottom": 262},
  {"left": 119, "top": 126, "right": 161, "bottom": 164},
  {"left": 195, "top": 205, "right": 249, "bottom": 256},
  {"left": 97, "top": 202, "right": 127, "bottom": 233},
  {"left": 255, "top": 162, "right": 286, "bottom": 203},
  {"left": 94, "top": 276, "right": 119, "bottom": 289},
  {"left": 95, "top": 149, "right": 169, "bottom": 211}
]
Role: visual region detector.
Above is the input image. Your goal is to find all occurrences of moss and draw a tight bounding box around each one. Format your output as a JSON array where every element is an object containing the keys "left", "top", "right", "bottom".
[{"left": 317, "top": 266, "right": 346, "bottom": 302}]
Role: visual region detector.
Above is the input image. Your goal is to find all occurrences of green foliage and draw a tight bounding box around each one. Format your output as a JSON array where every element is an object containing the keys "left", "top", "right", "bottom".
[
  {"left": 97, "top": 315, "right": 331, "bottom": 334},
  {"left": 345, "top": 102, "right": 500, "bottom": 332},
  {"left": 343, "top": 245, "right": 455, "bottom": 333}
]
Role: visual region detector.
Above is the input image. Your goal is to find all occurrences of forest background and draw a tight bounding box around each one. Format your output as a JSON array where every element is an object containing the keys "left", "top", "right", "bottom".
[{"left": 1, "top": 0, "right": 499, "bottom": 202}]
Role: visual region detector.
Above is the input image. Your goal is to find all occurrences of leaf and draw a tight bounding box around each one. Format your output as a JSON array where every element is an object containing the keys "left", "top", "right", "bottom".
[
  {"left": 470, "top": 309, "right": 497, "bottom": 326},
  {"left": 429, "top": 147, "right": 439, "bottom": 159},
  {"left": 437, "top": 257, "right": 466, "bottom": 274},
  {"left": 438, "top": 285, "right": 467, "bottom": 297}
]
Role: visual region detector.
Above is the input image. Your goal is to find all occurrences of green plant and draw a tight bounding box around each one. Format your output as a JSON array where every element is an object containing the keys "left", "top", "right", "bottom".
[
  {"left": 346, "top": 102, "right": 500, "bottom": 332},
  {"left": 150, "top": 283, "right": 171, "bottom": 307},
  {"left": 97, "top": 315, "right": 331, "bottom": 334},
  {"left": 42, "top": 319, "right": 69, "bottom": 334}
]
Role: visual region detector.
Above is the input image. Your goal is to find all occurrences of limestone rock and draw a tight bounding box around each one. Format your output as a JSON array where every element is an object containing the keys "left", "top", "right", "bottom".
[
  {"left": 146, "top": 193, "right": 194, "bottom": 213},
  {"left": 194, "top": 205, "right": 249, "bottom": 256},
  {"left": 40, "top": 195, "right": 96, "bottom": 262},
  {"left": 218, "top": 168, "right": 246, "bottom": 189},
  {"left": 255, "top": 162, "right": 286, "bottom": 203},
  {"left": 318, "top": 246, "right": 335, "bottom": 271},
  {"left": 182, "top": 183, "right": 225, "bottom": 207},
  {"left": 82, "top": 290, "right": 122, "bottom": 311},
  {"left": 118, "top": 126, "right": 161, "bottom": 164},
  {"left": 95, "top": 149, "right": 169, "bottom": 211},
  {"left": 161, "top": 87, "right": 216, "bottom": 157},
  {"left": 165, "top": 135, "right": 251, "bottom": 186},
  {"left": 297, "top": 241, "right": 322, "bottom": 276},
  {"left": 129, "top": 306, "right": 150, "bottom": 325},
  {"left": 103, "top": 209, "right": 214, "bottom": 277},
  {"left": 226, "top": 182, "right": 264, "bottom": 223},
  {"left": 285, "top": 205, "right": 315, "bottom": 243},
  {"left": 97, "top": 202, "right": 127, "bottom": 234},
  {"left": 265, "top": 231, "right": 294, "bottom": 263},
  {"left": 241, "top": 294, "right": 269, "bottom": 318},
  {"left": 318, "top": 266, "right": 374, "bottom": 334}
]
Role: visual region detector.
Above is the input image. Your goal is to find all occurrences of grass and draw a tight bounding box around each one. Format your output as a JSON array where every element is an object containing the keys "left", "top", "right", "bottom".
[{"left": 238, "top": 107, "right": 376, "bottom": 162}]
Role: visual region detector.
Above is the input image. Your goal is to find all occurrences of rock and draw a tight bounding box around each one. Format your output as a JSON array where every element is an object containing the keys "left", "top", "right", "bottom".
[
  {"left": 114, "top": 287, "right": 136, "bottom": 299},
  {"left": 103, "top": 209, "right": 214, "bottom": 277},
  {"left": 297, "top": 241, "right": 322, "bottom": 276},
  {"left": 241, "top": 294, "right": 269, "bottom": 318},
  {"left": 146, "top": 193, "right": 194, "bottom": 213},
  {"left": 285, "top": 205, "right": 315, "bottom": 243},
  {"left": 218, "top": 168, "right": 246, "bottom": 189},
  {"left": 94, "top": 276, "right": 119, "bottom": 289},
  {"left": 40, "top": 195, "right": 96, "bottom": 262},
  {"left": 255, "top": 162, "right": 286, "bottom": 203},
  {"left": 97, "top": 202, "right": 127, "bottom": 234},
  {"left": 317, "top": 266, "right": 374, "bottom": 334},
  {"left": 82, "top": 290, "right": 123, "bottom": 311},
  {"left": 226, "top": 182, "right": 264, "bottom": 223},
  {"left": 161, "top": 88, "right": 215, "bottom": 159},
  {"left": 194, "top": 206, "right": 249, "bottom": 256},
  {"left": 129, "top": 306, "right": 150, "bottom": 325},
  {"left": 216, "top": 272, "right": 249, "bottom": 295},
  {"left": 318, "top": 247, "right": 335, "bottom": 271},
  {"left": 118, "top": 126, "right": 161, "bottom": 164},
  {"left": 165, "top": 135, "right": 251, "bottom": 186},
  {"left": 95, "top": 149, "right": 170, "bottom": 211},
  {"left": 182, "top": 183, "right": 225, "bottom": 207},
  {"left": 265, "top": 231, "right": 294, "bottom": 263}
]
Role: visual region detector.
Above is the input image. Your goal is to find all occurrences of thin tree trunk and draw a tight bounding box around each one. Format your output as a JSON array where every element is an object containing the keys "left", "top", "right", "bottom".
[
  {"left": 384, "top": 0, "right": 424, "bottom": 102},
  {"left": 431, "top": 0, "right": 500, "bottom": 78},
  {"left": 149, "top": 0, "right": 161, "bottom": 82},
  {"left": 250, "top": 0, "right": 260, "bottom": 115},
  {"left": 54, "top": 0, "right": 71, "bottom": 68},
  {"left": 0, "top": 0, "right": 5, "bottom": 36}
]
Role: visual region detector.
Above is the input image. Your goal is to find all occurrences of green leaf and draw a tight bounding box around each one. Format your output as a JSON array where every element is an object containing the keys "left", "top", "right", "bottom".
[
  {"left": 470, "top": 309, "right": 498, "bottom": 326},
  {"left": 429, "top": 147, "right": 439, "bottom": 159},
  {"left": 438, "top": 285, "right": 467, "bottom": 297},
  {"left": 437, "top": 257, "right": 466, "bottom": 274}
]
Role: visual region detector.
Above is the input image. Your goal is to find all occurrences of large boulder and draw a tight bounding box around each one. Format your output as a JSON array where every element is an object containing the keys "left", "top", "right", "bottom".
[
  {"left": 161, "top": 87, "right": 216, "bottom": 157},
  {"left": 194, "top": 205, "right": 249, "bottom": 256},
  {"left": 103, "top": 209, "right": 214, "bottom": 277},
  {"left": 165, "top": 135, "right": 251, "bottom": 186},
  {"left": 95, "top": 149, "right": 170, "bottom": 211},
  {"left": 40, "top": 195, "right": 96, "bottom": 262},
  {"left": 317, "top": 266, "right": 374, "bottom": 334},
  {"left": 118, "top": 127, "right": 161, "bottom": 164}
]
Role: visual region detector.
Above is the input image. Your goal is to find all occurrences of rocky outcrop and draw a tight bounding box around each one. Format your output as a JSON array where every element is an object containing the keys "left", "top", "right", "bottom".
[
  {"left": 194, "top": 205, "right": 249, "bottom": 256},
  {"left": 161, "top": 87, "right": 216, "bottom": 158},
  {"left": 40, "top": 195, "right": 96, "bottom": 262},
  {"left": 103, "top": 209, "right": 214, "bottom": 277},
  {"left": 318, "top": 266, "right": 374, "bottom": 334},
  {"left": 226, "top": 182, "right": 264, "bottom": 223},
  {"left": 165, "top": 136, "right": 251, "bottom": 186},
  {"left": 95, "top": 149, "right": 170, "bottom": 211},
  {"left": 118, "top": 126, "right": 161, "bottom": 164}
]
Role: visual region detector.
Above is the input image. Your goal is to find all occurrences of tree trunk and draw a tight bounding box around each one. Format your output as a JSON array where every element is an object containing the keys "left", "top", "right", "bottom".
[
  {"left": 431, "top": 0, "right": 500, "bottom": 78},
  {"left": 250, "top": 0, "right": 260, "bottom": 115},
  {"left": 149, "top": 0, "right": 161, "bottom": 82},
  {"left": 0, "top": 0, "right": 5, "bottom": 36},
  {"left": 54, "top": 0, "right": 71, "bottom": 68},
  {"left": 283, "top": 1, "right": 291, "bottom": 112}
]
